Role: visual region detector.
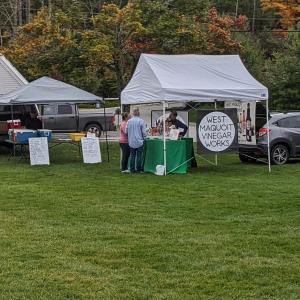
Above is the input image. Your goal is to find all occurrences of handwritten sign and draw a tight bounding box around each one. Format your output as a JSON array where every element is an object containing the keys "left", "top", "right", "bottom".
[
  {"left": 29, "top": 137, "right": 50, "bottom": 165},
  {"left": 81, "top": 137, "right": 102, "bottom": 164},
  {"left": 197, "top": 110, "right": 237, "bottom": 153}
]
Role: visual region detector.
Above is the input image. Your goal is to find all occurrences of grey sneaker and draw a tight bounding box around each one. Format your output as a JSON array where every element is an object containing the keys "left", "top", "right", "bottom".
[{"left": 121, "top": 170, "right": 130, "bottom": 173}]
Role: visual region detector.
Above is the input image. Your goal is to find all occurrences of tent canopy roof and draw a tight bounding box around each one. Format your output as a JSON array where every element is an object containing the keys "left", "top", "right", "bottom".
[
  {"left": 0, "top": 76, "right": 103, "bottom": 105},
  {"left": 121, "top": 54, "right": 268, "bottom": 104}
]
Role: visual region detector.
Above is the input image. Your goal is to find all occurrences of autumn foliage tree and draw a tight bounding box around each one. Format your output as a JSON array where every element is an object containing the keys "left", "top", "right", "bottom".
[
  {"left": 261, "top": 0, "right": 300, "bottom": 31},
  {"left": 0, "top": 1, "right": 282, "bottom": 103},
  {"left": 206, "top": 7, "right": 246, "bottom": 54},
  {"left": 0, "top": 7, "right": 104, "bottom": 95}
]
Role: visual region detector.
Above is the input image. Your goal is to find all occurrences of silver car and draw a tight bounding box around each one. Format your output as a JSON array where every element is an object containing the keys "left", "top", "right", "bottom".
[{"left": 258, "top": 112, "right": 300, "bottom": 165}]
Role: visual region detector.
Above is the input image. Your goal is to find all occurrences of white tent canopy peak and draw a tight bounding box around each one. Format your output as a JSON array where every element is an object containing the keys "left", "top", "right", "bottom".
[
  {"left": 0, "top": 76, "right": 103, "bottom": 105},
  {"left": 121, "top": 54, "right": 268, "bottom": 104}
]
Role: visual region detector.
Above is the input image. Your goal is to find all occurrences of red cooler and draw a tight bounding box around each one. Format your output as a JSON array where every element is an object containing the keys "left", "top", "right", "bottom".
[{"left": 7, "top": 119, "right": 22, "bottom": 129}]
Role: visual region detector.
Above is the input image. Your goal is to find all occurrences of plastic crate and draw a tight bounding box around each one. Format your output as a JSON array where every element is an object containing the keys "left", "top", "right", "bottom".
[{"left": 69, "top": 132, "right": 85, "bottom": 142}]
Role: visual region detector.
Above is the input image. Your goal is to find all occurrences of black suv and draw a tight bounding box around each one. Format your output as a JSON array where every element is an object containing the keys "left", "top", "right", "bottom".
[{"left": 258, "top": 112, "right": 300, "bottom": 165}]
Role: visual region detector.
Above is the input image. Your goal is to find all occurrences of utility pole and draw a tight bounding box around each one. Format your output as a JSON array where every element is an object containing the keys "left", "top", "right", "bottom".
[
  {"left": 18, "top": 0, "right": 22, "bottom": 26},
  {"left": 26, "top": 0, "right": 31, "bottom": 23},
  {"left": 252, "top": 0, "right": 256, "bottom": 32},
  {"left": 0, "top": 28, "right": 3, "bottom": 46},
  {"left": 235, "top": 0, "right": 239, "bottom": 19},
  {"left": 48, "top": 0, "right": 52, "bottom": 18}
]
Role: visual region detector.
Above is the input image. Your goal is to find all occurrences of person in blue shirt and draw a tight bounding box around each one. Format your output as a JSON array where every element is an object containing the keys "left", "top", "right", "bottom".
[{"left": 125, "top": 107, "right": 147, "bottom": 173}]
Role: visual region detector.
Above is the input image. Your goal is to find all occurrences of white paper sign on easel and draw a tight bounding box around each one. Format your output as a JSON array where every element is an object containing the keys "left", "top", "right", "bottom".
[
  {"left": 81, "top": 137, "right": 102, "bottom": 164},
  {"left": 29, "top": 137, "right": 50, "bottom": 165}
]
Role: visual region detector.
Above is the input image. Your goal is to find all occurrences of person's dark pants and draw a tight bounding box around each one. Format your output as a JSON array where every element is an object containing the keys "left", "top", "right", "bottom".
[
  {"left": 120, "top": 143, "right": 130, "bottom": 171},
  {"left": 130, "top": 145, "right": 144, "bottom": 172}
]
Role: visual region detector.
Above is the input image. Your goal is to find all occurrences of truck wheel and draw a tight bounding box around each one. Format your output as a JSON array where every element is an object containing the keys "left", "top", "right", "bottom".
[
  {"left": 85, "top": 124, "right": 102, "bottom": 137},
  {"left": 271, "top": 144, "right": 289, "bottom": 165}
]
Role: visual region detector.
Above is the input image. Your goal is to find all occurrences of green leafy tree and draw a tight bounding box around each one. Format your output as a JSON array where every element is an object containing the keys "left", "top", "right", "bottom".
[
  {"left": 236, "top": 33, "right": 265, "bottom": 81},
  {"left": 264, "top": 27, "right": 300, "bottom": 110},
  {"left": 86, "top": 3, "right": 150, "bottom": 94}
]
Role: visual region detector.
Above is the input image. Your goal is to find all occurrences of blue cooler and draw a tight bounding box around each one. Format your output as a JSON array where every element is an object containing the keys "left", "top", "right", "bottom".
[
  {"left": 9, "top": 129, "right": 37, "bottom": 143},
  {"left": 38, "top": 129, "right": 52, "bottom": 141}
]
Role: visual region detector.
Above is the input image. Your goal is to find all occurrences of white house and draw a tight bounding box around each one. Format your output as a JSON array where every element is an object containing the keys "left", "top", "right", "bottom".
[{"left": 0, "top": 55, "right": 27, "bottom": 95}]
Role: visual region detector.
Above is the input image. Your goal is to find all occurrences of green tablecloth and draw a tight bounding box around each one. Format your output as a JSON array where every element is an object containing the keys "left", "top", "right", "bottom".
[{"left": 144, "top": 138, "right": 194, "bottom": 174}]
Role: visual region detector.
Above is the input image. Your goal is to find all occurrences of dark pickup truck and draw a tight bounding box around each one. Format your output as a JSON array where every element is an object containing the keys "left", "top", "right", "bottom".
[
  {"left": 41, "top": 103, "right": 115, "bottom": 135},
  {"left": 0, "top": 103, "right": 115, "bottom": 141}
]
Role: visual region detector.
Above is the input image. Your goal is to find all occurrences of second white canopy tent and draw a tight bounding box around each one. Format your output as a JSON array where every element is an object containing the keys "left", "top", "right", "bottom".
[{"left": 121, "top": 54, "right": 270, "bottom": 174}]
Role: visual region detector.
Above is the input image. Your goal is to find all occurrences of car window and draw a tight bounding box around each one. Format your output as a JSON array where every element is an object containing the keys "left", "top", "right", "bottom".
[
  {"left": 278, "top": 116, "right": 300, "bottom": 128},
  {"left": 43, "top": 104, "right": 56, "bottom": 115},
  {"left": 58, "top": 104, "right": 73, "bottom": 115},
  {"left": 0, "top": 105, "right": 23, "bottom": 113},
  {"left": 0, "top": 106, "right": 10, "bottom": 112}
]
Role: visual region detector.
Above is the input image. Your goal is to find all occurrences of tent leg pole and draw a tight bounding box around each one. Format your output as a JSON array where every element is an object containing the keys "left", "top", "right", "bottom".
[
  {"left": 214, "top": 100, "right": 218, "bottom": 166},
  {"left": 10, "top": 104, "right": 16, "bottom": 157},
  {"left": 119, "top": 97, "right": 123, "bottom": 170},
  {"left": 266, "top": 98, "right": 271, "bottom": 173},
  {"left": 103, "top": 102, "right": 110, "bottom": 163},
  {"left": 163, "top": 101, "right": 167, "bottom": 175}
]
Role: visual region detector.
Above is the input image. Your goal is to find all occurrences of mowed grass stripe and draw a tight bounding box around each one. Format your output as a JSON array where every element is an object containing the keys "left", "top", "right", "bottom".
[{"left": 0, "top": 143, "right": 299, "bottom": 299}]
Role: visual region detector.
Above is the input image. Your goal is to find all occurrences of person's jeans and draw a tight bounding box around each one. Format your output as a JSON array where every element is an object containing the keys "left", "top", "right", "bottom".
[
  {"left": 130, "top": 145, "right": 144, "bottom": 172},
  {"left": 120, "top": 143, "right": 130, "bottom": 171}
]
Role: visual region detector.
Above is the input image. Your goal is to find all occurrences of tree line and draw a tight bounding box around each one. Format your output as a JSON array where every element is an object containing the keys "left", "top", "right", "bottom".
[{"left": 0, "top": 0, "right": 299, "bottom": 110}]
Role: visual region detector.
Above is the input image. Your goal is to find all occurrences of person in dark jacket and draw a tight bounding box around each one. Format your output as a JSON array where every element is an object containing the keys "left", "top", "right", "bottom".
[
  {"left": 169, "top": 111, "right": 188, "bottom": 137},
  {"left": 25, "top": 112, "right": 43, "bottom": 130},
  {"left": 169, "top": 110, "right": 197, "bottom": 168}
]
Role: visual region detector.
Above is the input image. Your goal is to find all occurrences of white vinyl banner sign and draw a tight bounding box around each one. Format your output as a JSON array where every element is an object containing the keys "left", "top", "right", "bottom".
[
  {"left": 225, "top": 101, "right": 256, "bottom": 145},
  {"left": 81, "top": 137, "right": 102, "bottom": 164},
  {"left": 197, "top": 110, "right": 238, "bottom": 153},
  {"left": 29, "top": 137, "right": 50, "bottom": 165}
]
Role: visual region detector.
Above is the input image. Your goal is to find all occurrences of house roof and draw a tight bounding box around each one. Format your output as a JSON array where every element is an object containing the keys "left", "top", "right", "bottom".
[{"left": 0, "top": 55, "right": 28, "bottom": 95}]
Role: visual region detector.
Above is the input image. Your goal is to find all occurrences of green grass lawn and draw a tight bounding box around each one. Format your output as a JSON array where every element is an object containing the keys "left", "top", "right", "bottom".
[{"left": 0, "top": 143, "right": 299, "bottom": 300}]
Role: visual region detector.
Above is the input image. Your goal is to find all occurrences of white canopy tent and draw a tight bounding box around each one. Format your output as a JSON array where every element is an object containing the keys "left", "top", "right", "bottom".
[
  {"left": 0, "top": 76, "right": 110, "bottom": 162},
  {"left": 121, "top": 54, "right": 270, "bottom": 174},
  {"left": 0, "top": 76, "right": 104, "bottom": 104}
]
